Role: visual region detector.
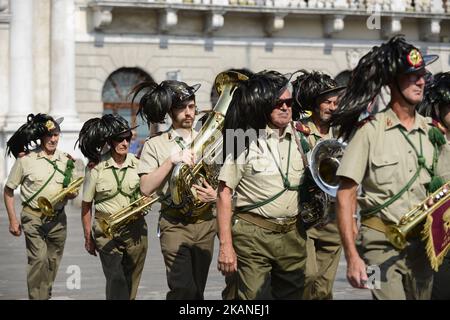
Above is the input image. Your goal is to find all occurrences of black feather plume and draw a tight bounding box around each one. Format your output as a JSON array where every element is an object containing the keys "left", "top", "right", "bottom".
[
  {"left": 292, "top": 70, "right": 339, "bottom": 114},
  {"left": 76, "top": 114, "right": 131, "bottom": 163},
  {"left": 6, "top": 113, "right": 57, "bottom": 158},
  {"left": 222, "top": 70, "right": 289, "bottom": 159},
  {"left": 331, "top": 35, "right": 417, "bottom": 139}
]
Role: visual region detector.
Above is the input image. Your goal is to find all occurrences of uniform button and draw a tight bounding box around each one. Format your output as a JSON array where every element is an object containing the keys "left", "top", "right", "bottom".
[
  {"left": 410, "top": 188, "right": 414, "bottom": 192},
  {"left": 408, "top": 150, "right": 412, "bottom": 154},
  {"left": 409, "top": 169, "right": 413, "bottom": 173}
]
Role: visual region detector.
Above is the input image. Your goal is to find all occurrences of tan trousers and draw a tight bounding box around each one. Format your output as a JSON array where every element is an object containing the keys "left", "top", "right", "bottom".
[
  {"left": 93, "top": 217, "right": 148, "bottom": 300},
  {"left": 304, "top": 220, "right": 342, "bottom": 300},
  {"left": 231, "top": 217, "right": 307, "bottom": 300},
  {"left": 159, "top": 214, "right": 217, "bottom": 300},
  {"left": 357, "top": 225, "right": 433, "bottom": 300},
  {"left": 21, "top": 210, "right": 67, "bottom": 300}
]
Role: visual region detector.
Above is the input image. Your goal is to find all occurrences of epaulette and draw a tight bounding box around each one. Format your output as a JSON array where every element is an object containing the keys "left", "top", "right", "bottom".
[
  {"left": 87, "top": 161, "right": 97, "bottom": 170},
  {"left": 357, "top": 115, "right": 375, "bottom": 128},
  {"left": 431, "top": 119, "right": 447, "bottom": 134},
  {"left": 149, "top": 131, "right": 164, "bottom": 139},
  {"left": 295, "top": 122, "right": 311, "bottom": 136}
]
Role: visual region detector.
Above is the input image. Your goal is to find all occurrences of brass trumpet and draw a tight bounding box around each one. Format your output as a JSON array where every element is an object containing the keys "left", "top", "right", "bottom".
[
  {"left": 97, "top": 194, "right": 159, "bottom": 239},
  {"left": 386, "top": 182, "right": 450, "bottom": 250},
  {"left": 37, "top": 176, "right": 84, "bottom": 217}
]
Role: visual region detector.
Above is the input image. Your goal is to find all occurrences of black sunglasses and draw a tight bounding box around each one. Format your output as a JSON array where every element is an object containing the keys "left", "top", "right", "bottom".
[
  {"left": 112, "top": 134, "right": 132, "bottom": 143},
  {"left": 274, "top": 98, "right": 293, "bottom": 109}
]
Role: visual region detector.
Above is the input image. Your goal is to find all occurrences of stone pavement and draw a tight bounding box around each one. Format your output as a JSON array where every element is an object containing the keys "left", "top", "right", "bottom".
[{"left": 0, "top": 199, "right": 371, "bottom": 300}]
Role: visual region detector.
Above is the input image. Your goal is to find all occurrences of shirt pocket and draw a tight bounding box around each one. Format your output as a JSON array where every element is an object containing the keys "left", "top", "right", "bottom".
[
  {"left": 123, "top": 179, "right": 140, "bottom": 195},
  {"left": 371, "top": 154, "right": 399, "bottom": 186},
  {"left": 24, "top": 174, "right": 43, "bottom": 189},
  {"left": 288, "top": 159, "right": 304, "bottom": 185},
  {"left": 95, "top": 181, "right": 113, "bottom": 198}
]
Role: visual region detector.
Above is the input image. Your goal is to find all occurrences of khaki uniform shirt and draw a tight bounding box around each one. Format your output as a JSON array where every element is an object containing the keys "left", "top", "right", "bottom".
[
  {"left": 337, "top": 108, "right": 450, "bottom": 224},
  {"left": 6, "top": 149, "right": 73, "bottom": 210},
  {"left": 302, "top": 118, "right": 335, "bottom": 148},
  {"left": 137, "top": 127, "right": 196, "bottom": 200},
  {"left": 83, "top": 152, "right": 140, "bottom": 215},
  {"left": 218, "top": 124, "right": 304, "bottom": 219}
]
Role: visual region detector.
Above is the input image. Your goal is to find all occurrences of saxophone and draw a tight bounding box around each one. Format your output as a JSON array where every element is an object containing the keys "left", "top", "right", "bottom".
[{"left": 169, "top": 71, "right": 248, "bottom": 216}]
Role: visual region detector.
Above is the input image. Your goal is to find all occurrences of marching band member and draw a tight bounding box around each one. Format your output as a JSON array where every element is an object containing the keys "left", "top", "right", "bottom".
[
  {"left": 417, "top": 72, "right": 450, "bottom": 299},
  {"left": 4, "top": 114, "right": 77, "bottom": 299},
  {"left": 333, "top": 35, "right": 449, "bottom": 299},
  {"left": 217, "top": 70, "right": 307, "bottom": 299},
  {"left": 79, "top": 114, "right": 148, "bottom": 300},
  {"left": 133, "top": 80, "right": 217, "bottom": 300},
  {"left": 292, "top": 70, "right": 345, "bottom": 299}
]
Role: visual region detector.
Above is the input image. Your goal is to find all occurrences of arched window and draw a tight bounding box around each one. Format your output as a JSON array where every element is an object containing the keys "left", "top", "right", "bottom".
[{"left": 102, "top": 67, "right": 154, "bottom": 155}]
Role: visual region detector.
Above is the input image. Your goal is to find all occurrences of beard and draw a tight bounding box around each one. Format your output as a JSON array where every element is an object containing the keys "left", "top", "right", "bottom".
[{"left": 180, "top": 118, "right": 193, "bottom": 128}]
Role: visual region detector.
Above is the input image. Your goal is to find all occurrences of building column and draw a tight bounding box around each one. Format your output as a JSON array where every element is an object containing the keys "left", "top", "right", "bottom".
[
  {"left": 50, "top": 0, "right": 83, "bottom": 161},
  {"left": 1, "top": 0, "right": 34, "bottom": 185},
  {"left": 50, "top": 0, "right": 79, "bottom": 124},
  {"left": 6, "top": 0, "right": 33, "bottom": 126}
]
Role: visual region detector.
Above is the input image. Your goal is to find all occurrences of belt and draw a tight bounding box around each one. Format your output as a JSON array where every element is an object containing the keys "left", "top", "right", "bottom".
[
  {"left": 23, "top": 205, "right": 44, "bottom": 218},
  {"left": 94, "top": 210, "right": 111, "bottom": 220},
  {"left": 361, "top": 215, "right": 422, "bottom": 238},
  {"left": 235, "top": 211, "right": 297, "bottom": 233},
  {"left": 162, "top": 209, "right": 214, "bottom": 224},
  {"left": 23, "top": 205, "right": 62, "bottom": 219}
]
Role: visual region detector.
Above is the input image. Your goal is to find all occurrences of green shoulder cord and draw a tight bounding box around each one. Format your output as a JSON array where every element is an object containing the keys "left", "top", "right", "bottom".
[
  {"left": 360, "top": 127, "right": 443, "bottom": 216},
  {"left": 95, "top": 167, "right": 133, "bottom": 204},
  {"left": 238, "top": 138, "right": 299, "bottom": 212},
  {"left": 22, "top": 157, "right": 67, "bottom": 207},
  {"left": 427, "top": 126, "right": 446, "bottom": 192},
  {"left": 62, "top": 159, "right": 75, "bottom": 188}
]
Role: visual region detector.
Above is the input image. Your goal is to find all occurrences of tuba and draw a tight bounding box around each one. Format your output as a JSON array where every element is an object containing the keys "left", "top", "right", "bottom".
[
  {"left": 169, "top": 71, "right": 248, "bottom": 216},
  {"left": 37, "top": 176, "right": 84, "bottom": 217},
  {"left": 299, "top": 138, "right": 346, "bottom": 228},
  {"left": 97, "top": 194, "right": 159, "bottom": 239},
  {"left": 386, "top": 182, "right": 450, "bottom": 250}
]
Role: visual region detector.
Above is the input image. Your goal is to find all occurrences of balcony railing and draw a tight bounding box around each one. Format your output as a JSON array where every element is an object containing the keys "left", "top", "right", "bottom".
[
  {"left": 88, "top": 0, "right": 449, "bottom": 13},
  {"left": 87, "top": 0, "right": 450, "bottom": 40}
]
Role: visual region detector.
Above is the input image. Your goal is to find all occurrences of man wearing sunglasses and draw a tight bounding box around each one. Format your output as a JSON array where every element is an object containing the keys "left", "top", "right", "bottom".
[
  {"left": 133, "top": 80, "right": 217, "bottom": 300},
  {"left": 79, "top": 114, "right": 148, "bottom": 300},
  {"left": 217, "top": 70, "right": 308, "bottom": 299},
  {"left": 333, "top": 35, "right": 450, "bottom": 299},
  {"left": 292, "top": 70, "right": 345, "bottom": 300}
]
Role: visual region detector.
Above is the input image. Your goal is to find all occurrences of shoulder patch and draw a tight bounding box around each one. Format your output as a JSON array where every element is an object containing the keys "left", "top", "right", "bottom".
[
  {"left": 357, "top": 115, "right": 375, "bottom": 128},
  {"left": 87, "top": 161, "right": 97, "bottom": 170},
  {"left": 431, "top": 119, "right": 447, "bottom": 134},
  {"left": 295, "top": 122, "right": 311, "bottom": 136}
]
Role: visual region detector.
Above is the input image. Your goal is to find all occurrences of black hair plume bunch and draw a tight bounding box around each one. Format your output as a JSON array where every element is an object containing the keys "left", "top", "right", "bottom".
[
  {"left": 331, "top": 35, "right": 416, "bottom": 139},
  {"left": 6, "top": 113, "right": 58, "bottom": 158}
]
